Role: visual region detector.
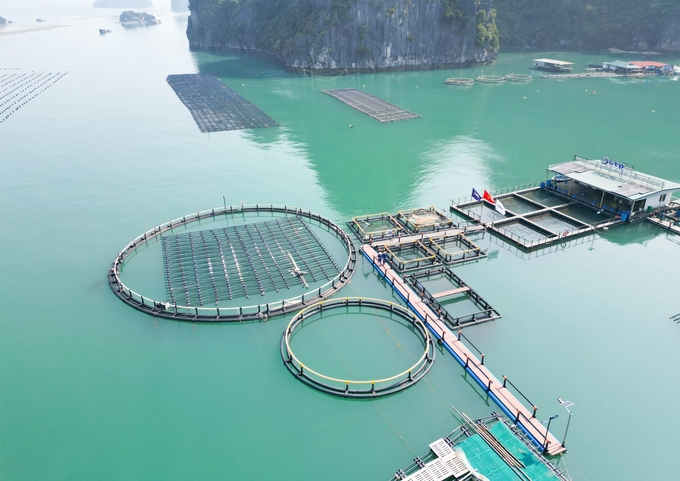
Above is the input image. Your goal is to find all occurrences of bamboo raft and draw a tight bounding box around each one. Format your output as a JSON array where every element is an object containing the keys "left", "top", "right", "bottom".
[
  {"left": 166, "top": 74, "right": 278, "bottom": 133},
  {"left": 322, "top": 88, "right": 420, "bottom": 123}
]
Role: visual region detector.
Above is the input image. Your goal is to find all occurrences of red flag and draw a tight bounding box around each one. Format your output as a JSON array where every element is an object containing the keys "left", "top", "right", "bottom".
[{"left": 483, "top": 190, "right": 495, "bottom": 204}]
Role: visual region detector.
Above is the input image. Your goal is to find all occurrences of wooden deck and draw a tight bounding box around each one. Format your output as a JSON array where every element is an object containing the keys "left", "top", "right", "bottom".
[
  {"left": 363, "top": 245, "right": 566, "bottom": 456},
  {"left": 371, "top": 224, "right": 486, "bottom": 248},
  {"left": 432, "top": 286, "right": 470, "bottom": 299},
  {"left": 648, "top": 216, "right": 680, "bottom": 235}
]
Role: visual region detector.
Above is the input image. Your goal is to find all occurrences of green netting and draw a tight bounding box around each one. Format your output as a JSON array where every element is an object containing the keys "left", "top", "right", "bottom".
[{"left": 457, "top": 422, "right": 561, "bottom": 481}]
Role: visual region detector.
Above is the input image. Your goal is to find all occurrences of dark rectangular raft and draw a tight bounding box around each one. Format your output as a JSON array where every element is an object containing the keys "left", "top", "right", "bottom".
[
  {"left": 166, "top": 74, "right": 278, "bottom": 133},
  {"left": 322, "top": 88, "right": 420, "bottom": 123}
]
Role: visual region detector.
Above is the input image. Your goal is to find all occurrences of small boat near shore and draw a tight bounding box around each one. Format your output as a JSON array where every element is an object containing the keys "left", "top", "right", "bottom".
[{"left": 99, "top": 28, "right": 111, "bottom": 34}]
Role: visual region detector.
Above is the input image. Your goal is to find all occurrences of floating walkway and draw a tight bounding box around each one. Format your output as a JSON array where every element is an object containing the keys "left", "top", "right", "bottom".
[
  {"left": 362, "top": 243, "right": 566, "bottom": 456},
  {"left": 0, "top": 71, "right": 67, "bottom": 124},
  {"left": 540, "top": 72, "right": 623, "bottom": 80},
  {"left": 166, "top": 74, "right": 278, "bottom": 133},
  {"left": 322, "top": 88, "right": 420, "bottom": 123}
]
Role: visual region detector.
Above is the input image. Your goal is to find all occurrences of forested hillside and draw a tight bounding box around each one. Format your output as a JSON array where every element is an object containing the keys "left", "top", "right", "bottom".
[{"left": 494, "top": 0, "right": 680, "bottom": 51}]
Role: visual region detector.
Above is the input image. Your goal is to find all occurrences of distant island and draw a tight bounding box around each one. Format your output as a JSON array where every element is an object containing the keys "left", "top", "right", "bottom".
[
  {"left": 494, "top": 0, "right": 680, "bottom": 52},
  {"left": 93, "top": 0, "right": 153, "bottom": 8},
  {"left": 171, "top": 0, "right": 189, "bottom": 13},
  {"left": 187, "top": 0, "right": 499, "bottom": 72},
  {"left": 120, "top": 11, "right": 161, "bottom": 28}
]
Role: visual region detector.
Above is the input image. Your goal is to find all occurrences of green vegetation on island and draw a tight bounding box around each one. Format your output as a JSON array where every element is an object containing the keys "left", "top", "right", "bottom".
[{"left": 494, "top": 0, "right": 680, "bottom": 51}]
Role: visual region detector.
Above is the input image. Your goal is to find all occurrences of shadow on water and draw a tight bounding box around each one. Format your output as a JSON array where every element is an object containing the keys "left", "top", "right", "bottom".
[
  {"left": 598, "top": 220, "right": 666, "bottom": 246},
  {"left": 195, "top": 51, "right": 297, "bottom": 80}
]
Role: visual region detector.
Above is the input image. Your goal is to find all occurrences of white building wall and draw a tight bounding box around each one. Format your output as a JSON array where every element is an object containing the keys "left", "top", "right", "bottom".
[{"left": 642, "top": 190, "right": 676, "bottom": 209}]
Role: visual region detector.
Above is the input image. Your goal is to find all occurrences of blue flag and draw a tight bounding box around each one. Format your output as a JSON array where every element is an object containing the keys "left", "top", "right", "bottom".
[{"left": 471, "top": 188, "right": 482, "bottom": 201}]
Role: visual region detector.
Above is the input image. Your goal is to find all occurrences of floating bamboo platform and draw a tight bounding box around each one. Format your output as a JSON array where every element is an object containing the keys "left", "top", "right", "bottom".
[
  {"left": 0, "top": 71, "right": 67, "bottom": 124},
  {"left": 166, "top": 74, "right": 278, "bottom": 133},
  {"left": 362, "top": 244, "right": 566, "bottom": 456},
  {"left": 322, "top": 88, "right": 420, "bottom": 123}
]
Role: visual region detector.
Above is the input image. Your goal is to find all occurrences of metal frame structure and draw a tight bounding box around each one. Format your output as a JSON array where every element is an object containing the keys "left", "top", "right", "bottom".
[
  {"left": 407, "top": 266, "right": 501, "bottom": 329},
  {"left": 347, "top": 212, "right": 405, "bottom": 243},
  {"left": 108, "top": 204, "right": 357, "bottom": 322},
  {"left": 280, "top": 298, "right": 435, "bottom": 398},
  {"left": 397, "top": 206, "right": 455, "bottom": 233}
]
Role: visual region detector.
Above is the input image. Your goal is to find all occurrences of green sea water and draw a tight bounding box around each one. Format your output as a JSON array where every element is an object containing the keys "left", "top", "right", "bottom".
[{"left": 2, "top": 2, "right": 680, "bottom": 480}]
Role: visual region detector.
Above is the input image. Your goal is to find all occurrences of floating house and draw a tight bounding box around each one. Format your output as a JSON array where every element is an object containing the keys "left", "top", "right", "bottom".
[
  {"left": 602, "top": 60, "right": 643, "bottom": 74},
  {"left": 532, "top": 58, "right": 574, "bottom": 72},
  {"left": 629, "top": 61, "right": 673, "bottom": 74},
  {"left": 547, "top": 156, "right": 680, "bottom": 219}
]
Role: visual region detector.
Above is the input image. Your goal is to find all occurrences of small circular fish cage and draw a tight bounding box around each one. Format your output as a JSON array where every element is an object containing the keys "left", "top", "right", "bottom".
[
  {"left": 280, "top": 298, "right": 436, "bottom": 398},
  {"left": 445, "top": 78, "right": 475, "bottom": 86},
  {"left": 504, "top": 74, "right": 534, "bottom": 83},
  {"left": 108, "top": 204, "right": 357, "bottom": 322},
  {"left": 476, "top": 75, "right": 506, "bottom": 84}
]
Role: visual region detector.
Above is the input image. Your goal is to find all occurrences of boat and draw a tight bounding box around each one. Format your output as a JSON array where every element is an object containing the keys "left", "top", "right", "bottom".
[
  {"left": 99, "top": 29, "right": 111, "bottom": 34},
  {"left": 36, "top": 18, "right": 45, "bottom": 23}
]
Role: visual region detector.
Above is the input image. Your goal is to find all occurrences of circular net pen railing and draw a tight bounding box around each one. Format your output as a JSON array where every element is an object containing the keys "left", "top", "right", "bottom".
[
  {"left": 476, "top": 75, "right": 506, "bottom": 84},
  {"left": 108, "top": 205, "right": 357, "bottom": 322},
  {"left": 504, "top": 74, "right": 534, "bottom": 83},
  {"left": 280, "top": 298, "right": 436, "bottom": 398},
  {"left": 445, "top": 78, "right": 475, "bottom": 86}
]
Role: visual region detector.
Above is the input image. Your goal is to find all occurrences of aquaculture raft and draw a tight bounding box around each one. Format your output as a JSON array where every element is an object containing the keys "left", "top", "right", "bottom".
[
  {"left": 161, "top": 217, "right": 342, "bottom": 306},
  {"left": 505, "top": 74, "right": 534, "bottom": 82},
  {"left": 166, "top": 74, "right": 278, "bottom": 133},
  {"left": 445, "top": 78, "right": 475, "bottom": 86},
  {"left": 108, "top": 205, "right": 357, "bottom": 322},
  {"left": 321, "top": 88, "right": 420, "bottom": 123},
  {"left": 0, "top": 71, "right": 67, "bottom": 124},
  {"left": 476, "top": 75, "right": 506, "bottom": 84},
  {"left": 280, "top": 298, "right": 435, "bottom": 398}
]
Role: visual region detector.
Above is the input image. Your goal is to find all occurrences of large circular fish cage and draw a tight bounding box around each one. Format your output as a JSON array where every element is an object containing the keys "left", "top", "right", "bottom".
[
  {"left": 108, "top": 204, "right": 357, "bottom": 322},
  {"left": 504, "top": 74, "right": 534, "bottom": 83},
  {"left": 476, "top": 75, "right": 506, "bottom": 84},
  {"left": 280, "top": 298, "right": 436, "bottom": 398},
  {"left": 445, "top": 78, "right": 475, "bottom": 86}
]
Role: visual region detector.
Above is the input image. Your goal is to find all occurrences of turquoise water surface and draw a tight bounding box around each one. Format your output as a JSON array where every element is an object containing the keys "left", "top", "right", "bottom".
[{"left": 2, "top": 1, "right": 680, "bottom": 480}]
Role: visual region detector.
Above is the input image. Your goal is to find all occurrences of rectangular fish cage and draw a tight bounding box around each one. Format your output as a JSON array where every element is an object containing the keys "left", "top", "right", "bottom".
[
  {"left": 347, "top": 212, "right": 405, "bottom": 242},
  {"left": 407, "top": 266, "right": 501, "bottom": 329},
  {"left": 166, "top": 74, "right": 278, "bottom": 133},
  {"left": 161, "top": 217, "right": 341, "bottom": 306},
  {"left": 382, "top": 240, "right": 439, "bottom": 272},
  {"left": 397, "top": 206, "right": 455, "bottom": 233},
  {"left": 426, "top": 234, "right": 486, "bottom": 264}
]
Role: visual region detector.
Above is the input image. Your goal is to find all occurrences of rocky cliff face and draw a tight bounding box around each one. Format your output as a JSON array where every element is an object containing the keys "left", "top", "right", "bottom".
[{"left": 187, "top": 0, "right": 498, "bottom": 71}]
